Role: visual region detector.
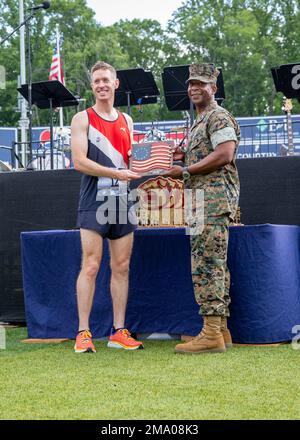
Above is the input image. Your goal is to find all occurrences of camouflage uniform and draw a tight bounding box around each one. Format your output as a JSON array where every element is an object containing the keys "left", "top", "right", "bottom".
[{"left": 184, "top": 64, "right": 240, "bottom": 317}]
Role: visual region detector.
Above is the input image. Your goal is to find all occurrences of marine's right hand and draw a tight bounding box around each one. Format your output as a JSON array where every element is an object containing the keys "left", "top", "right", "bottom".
[{"left": 173, "top": 146, "right": 185, "bottom": 162}]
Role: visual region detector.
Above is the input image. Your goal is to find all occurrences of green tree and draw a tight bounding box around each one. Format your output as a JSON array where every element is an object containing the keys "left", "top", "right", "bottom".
[
  {"left": 168, "top": 0, "right": 300, "bottom": 116},
  {"left": 1, "top": 0, "right": 300, "bottom": 127},
  {"left": 0, "top": 0, "right": 129, "bottom": 126}
]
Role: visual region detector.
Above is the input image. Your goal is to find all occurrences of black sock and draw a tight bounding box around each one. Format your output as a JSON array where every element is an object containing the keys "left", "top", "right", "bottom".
[{"left": 113, "top": 326, "right": 125, "bottom": 333}]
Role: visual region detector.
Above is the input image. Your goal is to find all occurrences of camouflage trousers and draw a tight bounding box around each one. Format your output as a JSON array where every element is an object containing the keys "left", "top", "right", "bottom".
[{"left": 190, "top": 219, "right": 230, "bottom": 317}]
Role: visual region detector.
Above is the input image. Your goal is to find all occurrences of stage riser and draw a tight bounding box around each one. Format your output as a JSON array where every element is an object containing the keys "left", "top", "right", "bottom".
[{"left": 0, "top": 157, "right": 299, "bottom": 322}]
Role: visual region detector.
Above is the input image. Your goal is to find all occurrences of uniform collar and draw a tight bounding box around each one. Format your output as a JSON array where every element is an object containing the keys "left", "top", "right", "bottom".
[{"left": 195, "top": 100, "right": 218, "bottom": 123}]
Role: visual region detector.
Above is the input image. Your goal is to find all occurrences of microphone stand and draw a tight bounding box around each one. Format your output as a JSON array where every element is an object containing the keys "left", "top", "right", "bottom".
[{"left": 1, "top": 10, "right": 40, "bottom": 165}]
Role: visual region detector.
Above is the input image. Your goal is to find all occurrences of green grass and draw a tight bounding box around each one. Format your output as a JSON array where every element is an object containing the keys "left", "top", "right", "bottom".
[{"left": 0, "top": 328, "right": 300, "bottom": 420}]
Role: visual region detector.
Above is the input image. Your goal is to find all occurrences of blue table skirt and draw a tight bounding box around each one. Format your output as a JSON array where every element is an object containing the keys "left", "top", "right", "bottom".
[{"left": 21, "top": 225, "right": 300, "bottom": 343}]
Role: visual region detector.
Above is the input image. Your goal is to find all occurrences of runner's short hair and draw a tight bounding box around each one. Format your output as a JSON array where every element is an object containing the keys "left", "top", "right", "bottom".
[{"left": 91, "top": 61, "right": 117, "bottom": 79}]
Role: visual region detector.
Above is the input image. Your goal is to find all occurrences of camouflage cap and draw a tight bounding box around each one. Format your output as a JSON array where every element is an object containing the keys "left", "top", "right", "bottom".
[{"left": 186, "top": 63, "right": 219, "bottom": 84}]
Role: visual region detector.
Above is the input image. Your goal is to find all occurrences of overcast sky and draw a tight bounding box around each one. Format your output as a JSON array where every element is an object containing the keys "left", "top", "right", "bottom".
[{"left": 86, "top": 0, "right": 184, "bottom": 27}]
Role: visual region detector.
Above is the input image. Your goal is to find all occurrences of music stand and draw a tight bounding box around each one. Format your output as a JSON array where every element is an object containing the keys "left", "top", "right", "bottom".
[
  {"left": 162, "top": 65, "right": 225, "bottom": 123},
  {"left": 271, "top": 63, "right": 300, "bottom": 99},
  {"left": 115, "top": 68, "right": 159, "bottom": 115},
  {"left": 18, "top": 80, "right": 79, "bottom": 169}
]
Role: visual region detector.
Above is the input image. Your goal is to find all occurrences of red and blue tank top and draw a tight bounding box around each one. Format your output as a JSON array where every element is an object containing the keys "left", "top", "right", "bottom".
[{"left": 78, "top": 107, "right": 132, "bottom": 211}]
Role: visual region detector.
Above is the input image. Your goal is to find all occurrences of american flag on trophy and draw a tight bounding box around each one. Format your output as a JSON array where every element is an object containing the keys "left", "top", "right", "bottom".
[{"left": 130, "top": 141, "right": 174, "bottom": 175}]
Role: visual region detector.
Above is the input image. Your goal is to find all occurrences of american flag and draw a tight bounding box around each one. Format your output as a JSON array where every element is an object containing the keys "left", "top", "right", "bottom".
[
  {"left": 130, "top": 142, "right": 173, "bottom": 174},
  {"left": 49, "top": 47, "right": 65, "bottom": 84}
]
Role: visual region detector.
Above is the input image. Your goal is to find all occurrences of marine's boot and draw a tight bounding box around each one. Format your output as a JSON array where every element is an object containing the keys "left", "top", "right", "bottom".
[
  {"left": 221, "top": 317, "right": 233, "bottom": 349},
  {"left": 175, "top": 316, "right": 226, "bottom": 354},
  {"left": 181, "top": 317, "right": 233, "bottom": 348}
]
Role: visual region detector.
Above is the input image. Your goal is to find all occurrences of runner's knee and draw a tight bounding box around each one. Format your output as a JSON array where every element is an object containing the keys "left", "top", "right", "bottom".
[{"left": 82, "top": 257, "right": 100, "bottom": 279}]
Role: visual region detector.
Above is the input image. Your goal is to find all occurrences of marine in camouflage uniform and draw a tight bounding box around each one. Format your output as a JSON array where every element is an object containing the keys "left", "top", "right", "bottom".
[
  {"left": 164, "top": 63, "right": 240, "bottom": 354},
  {"left": 186, "top": 93, "right": 240, "bottom": 318}
]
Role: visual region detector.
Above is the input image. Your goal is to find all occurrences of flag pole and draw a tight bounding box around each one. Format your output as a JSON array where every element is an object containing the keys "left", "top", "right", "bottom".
[{"left": 56, "top": 24, "right": 64, "bottom": 130}]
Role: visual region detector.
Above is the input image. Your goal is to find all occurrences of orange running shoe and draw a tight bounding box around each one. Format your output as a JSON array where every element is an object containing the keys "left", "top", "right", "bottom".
[
  {"left": 107, "top": 328, "right": 144, "bottom": 350},
  {"left": 74, "top": 329, "right": 96, "bottom": 353}
]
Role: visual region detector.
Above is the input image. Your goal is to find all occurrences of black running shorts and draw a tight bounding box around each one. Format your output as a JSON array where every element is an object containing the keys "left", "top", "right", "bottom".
[{"left": 76, "top": 197, "right": 138, "bottom": 240}]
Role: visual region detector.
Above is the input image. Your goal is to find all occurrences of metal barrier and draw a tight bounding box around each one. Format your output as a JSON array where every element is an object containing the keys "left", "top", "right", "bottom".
[
  {"left": 133, "top": 120, "right": 300, "bottom": 158},
  {"left": 13, "top": 140, "right": 71, "bottom": 170},
  {"left": 238, "top": 120, "right": 300, "bottom": 158},
  {"left": 2, "top": 118, "right": 300, "bottom": 170}
]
